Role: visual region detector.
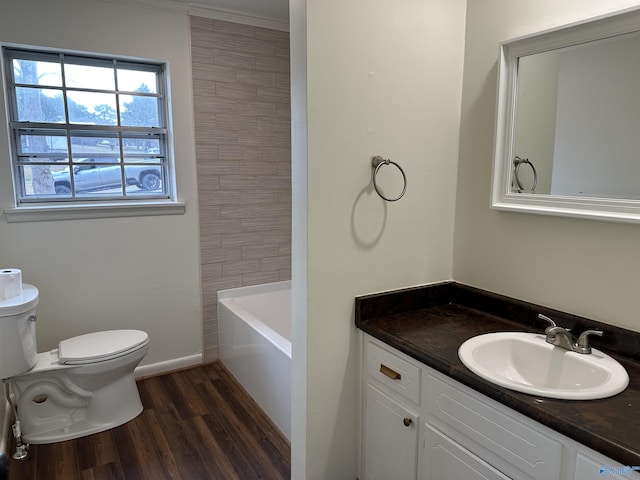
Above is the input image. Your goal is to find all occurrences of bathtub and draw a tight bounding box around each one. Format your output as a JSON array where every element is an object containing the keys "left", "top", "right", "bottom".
[{"left": 217, "top": 280, "right": 291, "bottom": 440}]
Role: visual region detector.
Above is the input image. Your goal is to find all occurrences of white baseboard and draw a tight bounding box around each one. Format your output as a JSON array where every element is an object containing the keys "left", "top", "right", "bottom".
[{"left": 134, "top": 353, "right": 203, "bottom": 378}]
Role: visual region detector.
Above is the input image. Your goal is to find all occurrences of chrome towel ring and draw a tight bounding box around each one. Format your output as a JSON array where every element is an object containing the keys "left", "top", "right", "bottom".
[
  {"left": 513, "top": 156, "right": 537, "bottom": 193},
  {"left": 372, "top": 155, "right": 407, "bottom": 202}
]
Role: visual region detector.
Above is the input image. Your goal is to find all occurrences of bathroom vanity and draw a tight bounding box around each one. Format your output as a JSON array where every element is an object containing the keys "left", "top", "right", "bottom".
[{"left": 355, "top": 282, "right": 640, "bottom": 479}]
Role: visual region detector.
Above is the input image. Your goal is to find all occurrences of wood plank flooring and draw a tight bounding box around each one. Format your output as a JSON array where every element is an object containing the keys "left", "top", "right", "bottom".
[{"left": 8, "top": 362, "right": 290, "bottom": 480}]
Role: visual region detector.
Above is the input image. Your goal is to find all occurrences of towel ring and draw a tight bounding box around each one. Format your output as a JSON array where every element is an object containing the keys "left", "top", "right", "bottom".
[
  {"left": 513, "top": 156, "right": 537, "bottom": 193},
  {"left": 372, "top": 155, "right": 407, "bottom": 202}
]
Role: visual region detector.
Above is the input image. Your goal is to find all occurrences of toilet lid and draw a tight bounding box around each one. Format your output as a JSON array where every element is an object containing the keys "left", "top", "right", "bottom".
[{"left": 58, "top": 329, "right": 148, "bottom": 365}]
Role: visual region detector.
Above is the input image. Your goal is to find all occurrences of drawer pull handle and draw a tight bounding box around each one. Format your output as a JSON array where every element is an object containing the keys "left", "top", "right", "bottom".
[
  {"left": 403, "top": 418, "right": 412, "bottom": 427},
  {"left": 379, "top": 364, "right": 402, "bottom": 380}
]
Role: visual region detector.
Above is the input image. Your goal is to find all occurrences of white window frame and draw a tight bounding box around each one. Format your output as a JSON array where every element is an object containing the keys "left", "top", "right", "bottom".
[{"left": 2, "top": 46, "right": 184, "bottom": 222}]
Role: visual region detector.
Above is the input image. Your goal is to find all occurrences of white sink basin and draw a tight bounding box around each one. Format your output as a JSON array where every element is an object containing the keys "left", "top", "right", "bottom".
[{"left": 458, "top": 332, "right": 629, "bottom": 400}]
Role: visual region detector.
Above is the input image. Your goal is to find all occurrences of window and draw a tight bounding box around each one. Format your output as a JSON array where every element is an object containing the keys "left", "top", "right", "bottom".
[{"left": 3, "top": 48, "right": 171, "bottom": 206}]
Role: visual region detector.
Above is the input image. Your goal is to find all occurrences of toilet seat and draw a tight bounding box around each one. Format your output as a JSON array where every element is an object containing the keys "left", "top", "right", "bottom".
[{"left": 58, "top": 329, "right": 149, "bottom": 365}]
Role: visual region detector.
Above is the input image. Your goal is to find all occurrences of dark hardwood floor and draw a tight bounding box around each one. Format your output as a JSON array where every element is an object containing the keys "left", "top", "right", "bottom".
[{"left": 8, "top": 361, "right": 291, "bottom": 480}]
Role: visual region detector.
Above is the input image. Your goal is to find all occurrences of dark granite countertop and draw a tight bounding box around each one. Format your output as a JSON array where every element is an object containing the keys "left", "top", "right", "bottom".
[{"left": 355, "top": 281, "right": 640, "bottom": 468}]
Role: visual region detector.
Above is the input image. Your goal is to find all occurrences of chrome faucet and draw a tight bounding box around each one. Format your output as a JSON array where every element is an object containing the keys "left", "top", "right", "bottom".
[{"left": 537, "top": 314, "right": 603, "bottom": 354}]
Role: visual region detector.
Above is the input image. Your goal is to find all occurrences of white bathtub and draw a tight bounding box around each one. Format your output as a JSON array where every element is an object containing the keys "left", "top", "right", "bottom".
[{"left": 217, "top": 280, "right": 291, "bottom": 440}]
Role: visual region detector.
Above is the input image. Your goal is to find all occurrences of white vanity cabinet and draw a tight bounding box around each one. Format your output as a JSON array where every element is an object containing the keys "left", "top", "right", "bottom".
[
  {"left": 362, "top": 334, "right": 639, "bottom": 480},
  {"left": 363, "top": 340, "right": 421, "bottom": 480}
]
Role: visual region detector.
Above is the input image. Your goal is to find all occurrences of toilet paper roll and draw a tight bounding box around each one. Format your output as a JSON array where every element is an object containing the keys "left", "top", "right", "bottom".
[{"left": 0, "top": 268, "right": 22, "bottom": 301}]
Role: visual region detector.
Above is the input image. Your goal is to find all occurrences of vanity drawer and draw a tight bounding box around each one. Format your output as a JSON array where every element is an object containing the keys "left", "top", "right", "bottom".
[
  {"left": 366, "top": 339, "right": 421, "bottom": 404},
  {"left": 426, "top": 371, "right": 562, "bottom": 480}
]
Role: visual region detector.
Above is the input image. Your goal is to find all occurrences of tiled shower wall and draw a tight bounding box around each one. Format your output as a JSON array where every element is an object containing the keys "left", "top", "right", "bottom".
[{"left": 190, "top": 17, "right": 291, "bottom": 361}]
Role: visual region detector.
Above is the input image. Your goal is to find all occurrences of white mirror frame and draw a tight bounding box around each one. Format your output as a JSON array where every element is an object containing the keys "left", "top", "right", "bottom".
[{"left": 491, "top": 6, "right": 640, "bottom": 224}]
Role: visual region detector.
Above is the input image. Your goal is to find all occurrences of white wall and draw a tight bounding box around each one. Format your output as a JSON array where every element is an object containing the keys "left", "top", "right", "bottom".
[
  {"left": 0, "top": 0, "right": 203, "bottom": 370},
  {"left": 291, "top": 0, "right": 467, "bottom": 477},
  {"left": 455, "top": 0, "right": 640, "bottom": 332}
]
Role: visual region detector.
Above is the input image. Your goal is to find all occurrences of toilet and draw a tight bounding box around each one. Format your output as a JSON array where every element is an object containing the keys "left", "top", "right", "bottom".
[{"left": 0, "top": 283, "right": 149, "bottom": 444}]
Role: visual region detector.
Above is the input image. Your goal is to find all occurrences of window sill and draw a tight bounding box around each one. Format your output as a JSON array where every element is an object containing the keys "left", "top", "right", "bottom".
[{"left": 3, "top": 201, "right": 186, "bottom": 223}]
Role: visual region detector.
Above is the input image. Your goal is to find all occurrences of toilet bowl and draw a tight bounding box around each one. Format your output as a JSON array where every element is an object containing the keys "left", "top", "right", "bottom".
[{"left": 0, "top": 283, "right": 149, "bottom": 444}]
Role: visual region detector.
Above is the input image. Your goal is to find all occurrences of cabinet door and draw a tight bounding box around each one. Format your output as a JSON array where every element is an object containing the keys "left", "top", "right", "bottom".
[
  {"left": 364, "top": 383, "right": 419, "bottom": 480},
  {"left": 421, "top": 424, "right": 511, "bottom": 480}
]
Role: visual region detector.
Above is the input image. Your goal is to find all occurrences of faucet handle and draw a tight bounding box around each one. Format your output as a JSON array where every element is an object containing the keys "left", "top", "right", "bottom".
[
  {"left": 576, "top": 330, "right": 603, "bottom": 354},
  {"left": 538, "top": 314, "right": 557, "bottom": 330}
]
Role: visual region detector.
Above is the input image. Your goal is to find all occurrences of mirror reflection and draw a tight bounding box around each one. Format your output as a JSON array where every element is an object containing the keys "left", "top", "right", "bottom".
[{"left": 512, "top": 31, "right": 640, "bottom": 199}]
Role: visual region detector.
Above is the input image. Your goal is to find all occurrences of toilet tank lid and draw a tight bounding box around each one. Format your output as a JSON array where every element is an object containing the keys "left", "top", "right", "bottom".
[
  {"left": 58, "top": 329, "right": 149, "bottom": 364},
  {"left": 0, "top": 284, "right": 38, "bottom": 317}
]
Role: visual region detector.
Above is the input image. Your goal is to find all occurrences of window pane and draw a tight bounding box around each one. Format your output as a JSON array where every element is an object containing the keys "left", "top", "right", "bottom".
[
  {"left": 121, "top": 136, "right": 161, "bottom": 156},
  {"left": 17, "top": 133, "right": 68, "bottom": 155},
  {"left": 16, "top": 87, "right": 65, "bottom": 122},
  {"left": 117, "top": 68, "right": 157, "bottom": 93},
  {"left": 19, "top": 165, "right": 58, "bottom": 197},
  {"left": 65, "top": 158, "right": 124, "bottom": 196},
  {"left": 65, "top": 63, "right": 115, "bottom": 90},
  {"left": 124, "top": 165, "right": 164, "bottom": 194},
  {"left": 12, "top": 58, "right": 62, "bottom": 87},
  {"left": 70, "top": 135, "right": 118, "bottom": 155},
  {"left": 68, "top": 91, "right": 117, "bottom": 125},
  {"left": 119, "top": 94, "right": 159, "bottom": 127}
]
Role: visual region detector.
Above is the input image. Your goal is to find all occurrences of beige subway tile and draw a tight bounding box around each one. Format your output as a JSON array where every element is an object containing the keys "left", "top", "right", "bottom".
[
  {"left": 206, "top": 160, "right": 241, "bottom": 176},
  {"left": 195, "top": 96, "right": 237, "bottom": 116},
  {"left": 213, "top": 49, "right": 255, "bottom": 70},
  {"left": 196, "top": 173, "right": 220, "bottom": 192},
  {"left": 275, "top": 41, "right": 290, "bottom": 59},
  {"left": 191, "top": 30, "right": 236, "bottom": 50},
  {"left": 213, "top": 19, "right": 256, "bottom": 38},
  {"left": 276, "top": 103, "right": 291, "bottom": 119},
  {"left": 257, "top": 116, "right": 290, "bottom": 133},
  {"left": 221, "top": 204, "right": 262, "bottom": 219},
  {"left": 214, "top": 81, "right": 257, "bottom": 101},
  {"left": 195, "top": 128, "right": 238, "bottom": 146},
  {"left": 242, "top": 271, "right": 280, "bottom": 286},
  {"left": 214, "top": 113, "right": 258, "bottom": 134},
  {"left": 276, "top": 72, "right": 290, "bottom": 89},
  {"left": 193, "top": 63, "right": 237, "bottom": 84},
  {"left": 201, "top": 262, "right": 223, "bottom": 283},
  {"left": 198, "top": 189, "right": 240, "bottom": 206},
  {"left": 222, "top": 259, "right": 262, "bottom": 277},
  {"left": 220, "top": 232, "right": 261, "bottom": 248},
  {"left": 242, "top": 244, "right": 279, "bottom": 260},
  {"left": 260, "top": 255, "right": 291, "bottom": 272},
  {"left": 257, "top": 85, "right": 290, "bottom": 103},
  {"left": 218, "top": 144, "right": 258, "bottom": 162},
  {"left": 190, "top": 16, "right": 214, "bottom": 33},
  {"left": 239, "top": 190, "right": 280, "bottom": 205},
  {"left": 256, "top": 55, "right": 290, "bottom": 73},
  {"left": 236, "top": 69, "right": 277, "bottom": 87},
  {"left": 278, "top": 270, "right": 292, "bottom": 282},
  {"left": 191, "top": 46, "right": 214, "bottom": 65},
  {"left": 201, "top": 245, "right": 242, "bottom": 265},
  {"left": 255, "top": 27, "right": 289, "bottom": 43},
  {"left": 242, "top": 161, "right": 279, "bottom": 176},
  {"left": 195, "top": 144, "right": 218, "bottom": 162},
  {"left": 192, "top": 79, "right": 216, "bottom": 96},
  {"left": 236, "top": 100, "right": 277, "bottom": 117},
  {"left": 257, "top": 146, "right": 290, "bottom": 162},
  {"left": 203, "top": 346, "right": 219, "bottom": 363},
  {"left": 209, "top": 275, "right": 243, "bottom": 294},
  {"left": 235, "top": 36, "right": 277, "bottom": 56},
  {"left": 219, "top": 174, "right": 262, "bottom": 190}
]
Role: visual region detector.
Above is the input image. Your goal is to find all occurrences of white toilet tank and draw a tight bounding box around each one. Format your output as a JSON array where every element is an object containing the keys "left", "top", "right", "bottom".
[{"left": 0, "top": 284, "right": 38, "bottom": 379}]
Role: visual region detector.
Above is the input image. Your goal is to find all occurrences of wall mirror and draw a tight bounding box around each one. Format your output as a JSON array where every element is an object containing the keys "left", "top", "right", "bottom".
[{"left": 491, "top": 6, "right": 640, "bottom": 223}]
